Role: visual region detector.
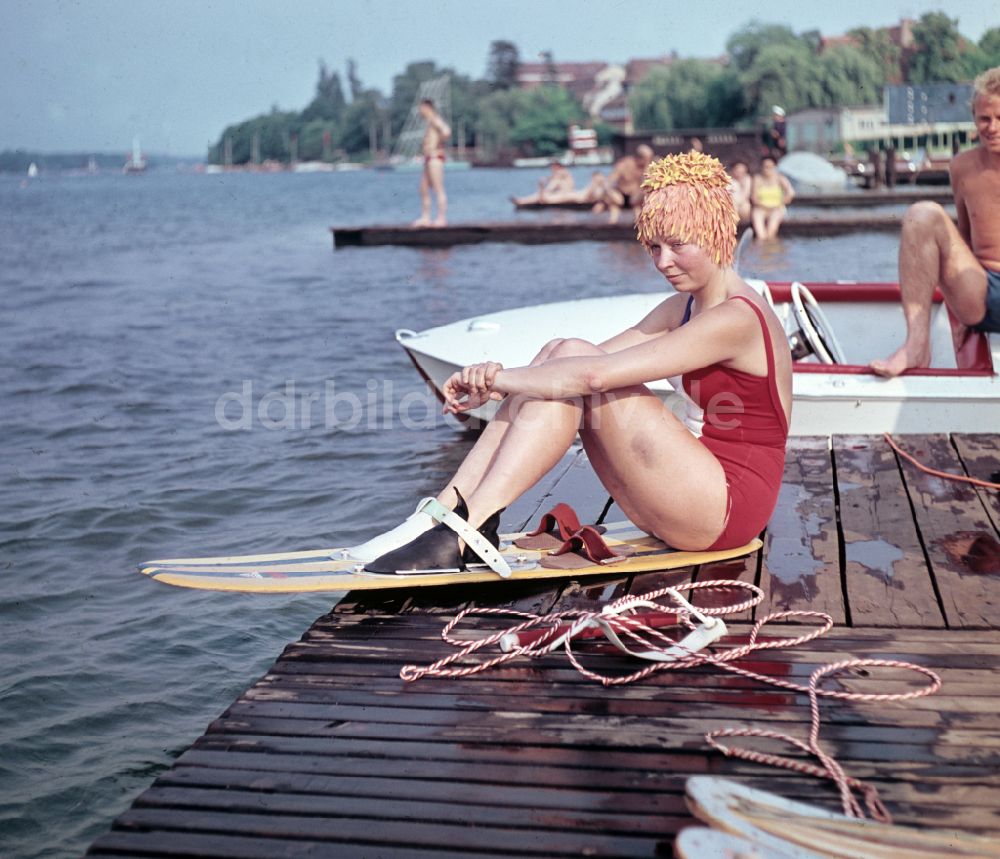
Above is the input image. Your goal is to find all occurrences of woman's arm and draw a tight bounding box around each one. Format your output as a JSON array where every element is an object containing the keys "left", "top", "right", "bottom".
[
  {"left": 780, "top": 175, "right": 796, "bottom": 204},
  {"left": 597, "top": 293, "right": 687, "bottom": 352},
  {"left": 480, "top": 300, "right": 758, "bottom": 403}
]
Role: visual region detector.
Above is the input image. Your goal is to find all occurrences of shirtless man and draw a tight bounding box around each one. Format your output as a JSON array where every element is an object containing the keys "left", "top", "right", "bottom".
[
  {"left": 594, "top": 144, "right": 654, "bottom": 224},
  {"left": 872, "top": 67, "right": 1000, "bottom": 377},
  {"left": 414, "top": 99, "right": 451, "bottom": 227}
]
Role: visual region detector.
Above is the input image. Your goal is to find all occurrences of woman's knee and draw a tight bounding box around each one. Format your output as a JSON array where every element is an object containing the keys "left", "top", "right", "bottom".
[{"left": 547, "top": 337, "right": 602, "bottom": 358}]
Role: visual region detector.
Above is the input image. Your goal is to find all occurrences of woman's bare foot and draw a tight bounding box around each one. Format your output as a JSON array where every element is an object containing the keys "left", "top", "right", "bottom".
[
  {"left": 869, "top": 341, "right": 931, "bottom": 377},
  {"left": 432, "top": 216, "right": 447, "bottom": 227},
  {"left": 412, "top": 216, "right": 431, "bottom": 227}
]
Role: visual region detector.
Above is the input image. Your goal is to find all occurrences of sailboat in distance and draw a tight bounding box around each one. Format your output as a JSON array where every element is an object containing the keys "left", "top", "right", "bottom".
[{"left": 123, "top": 136, "right": 147, "bottom": 173}]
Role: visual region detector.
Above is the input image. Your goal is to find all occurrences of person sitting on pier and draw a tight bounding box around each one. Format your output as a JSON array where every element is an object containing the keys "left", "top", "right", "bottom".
[
  {"left": 350, "top": 151, "right": 792, "bottom": 575},
  {"left": 414, "top": 99, "right": 451, "bottom": 228},
  {"left": 592, "top": 144, "right": 655, "bottom": 224},
  {"left": 728, "top": 160, "right": 752, "bottom": 223},
  {"left": 512, "top": 161, "right": 576, "bottom": 206},
  {"left": 871, "top": 66, "right": 1000, "bottom": 377},
  {"left": 750, "top": 156, "right": 795, "bottom": 240}
]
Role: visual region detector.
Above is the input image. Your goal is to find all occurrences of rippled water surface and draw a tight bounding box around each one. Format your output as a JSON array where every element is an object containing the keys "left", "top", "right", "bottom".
[{"left": 0, "top": 166, "right": 900, "bottom": 857}]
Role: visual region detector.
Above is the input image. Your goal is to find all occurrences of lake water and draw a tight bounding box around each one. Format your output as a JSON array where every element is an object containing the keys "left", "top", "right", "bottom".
[{"left": 0, "top": 165, "right": 902, "bottom": 858}]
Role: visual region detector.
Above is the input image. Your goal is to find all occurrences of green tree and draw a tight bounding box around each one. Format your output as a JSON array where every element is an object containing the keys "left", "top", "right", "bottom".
[
  {"left": 908, "top": 12, "right": 967, "bottom": 83},
  {"left": 847, "top": 26, "right": 902, "bottom": 84},
  {"left": 726, "top": 21, "right": 804, "bottom": 73},
  {"left": 819, "top": 45, "right": 884, "bottom": 106},
  {"left": 741, "top": 42, "right": 825, "bottom": 117},
  {"left": 346, "top": 58, "right": 363, "bottom": 101},
  {"left": 509, "top": 87, "right": 585, "bottom": 156},
  {"left": 486, "top": 40, "right": 520, "bottom": 90},
  {"left": 980, "top": 28, "right": 1000, "bottom": 68},
  {"left": 337, "top": 90, "right": 383, "bottom": 156},
  {"left": 630, "top": 60, "right": 744, "bottom": 130},
  {"left": 210, "top": 109, "right": 300, "bottom": 164},
  {"left": 475, "top": 87, "right": 531, "bottom": 156},
  {"left": 301, "top": 61, "right": 346, "bottom": 123}
]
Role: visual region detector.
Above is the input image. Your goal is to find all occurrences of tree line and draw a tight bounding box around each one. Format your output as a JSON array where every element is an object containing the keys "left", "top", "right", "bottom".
[{"left": 208, "top": 12, "right": 1000, "bottom": 166}]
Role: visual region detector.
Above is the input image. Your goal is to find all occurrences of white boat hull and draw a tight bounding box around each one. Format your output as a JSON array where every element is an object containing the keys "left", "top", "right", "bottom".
[{"left": 396, "top": 283, "right": 999, "bottom": 435}]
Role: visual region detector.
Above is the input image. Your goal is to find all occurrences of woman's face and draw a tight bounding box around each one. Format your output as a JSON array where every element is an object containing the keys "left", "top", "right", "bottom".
[
  {"left": 645, "top": 236, "right": 716, "bottom": 291},
  {"left": 761, "top": 159, "right": 777, "bottom": 176}
]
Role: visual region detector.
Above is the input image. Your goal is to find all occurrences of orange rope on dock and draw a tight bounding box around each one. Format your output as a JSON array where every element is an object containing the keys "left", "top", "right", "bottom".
[{"left": 884, "top": 433, "right": 1000, "bottom": 490}]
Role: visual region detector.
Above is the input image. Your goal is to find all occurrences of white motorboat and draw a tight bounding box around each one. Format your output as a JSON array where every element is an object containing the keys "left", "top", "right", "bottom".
[{"left": 395, "top": 281, "right": 999, "bottom": 435}]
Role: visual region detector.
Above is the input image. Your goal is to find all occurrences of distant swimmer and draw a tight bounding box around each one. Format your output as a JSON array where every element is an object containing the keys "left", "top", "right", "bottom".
[
  {"left": 512, "top": 161, "right": 575, "bottom": 206},
  {"left": 593, "top": 144, "right": 654, "bottom": 224},
  {"left": 414, "top": 99, "right": 452, "bottom": 227},
  {"left": 750, "top": 156, "right": 794, "bottom": 241},
  {"left": 871, "top": 66, "right": 1000, "bottom": 377}
]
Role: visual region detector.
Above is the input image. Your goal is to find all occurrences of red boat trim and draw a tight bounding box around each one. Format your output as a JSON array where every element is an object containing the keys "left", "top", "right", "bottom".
[{"left": 768, "top": 282, "right": 946, "bottom": 304}]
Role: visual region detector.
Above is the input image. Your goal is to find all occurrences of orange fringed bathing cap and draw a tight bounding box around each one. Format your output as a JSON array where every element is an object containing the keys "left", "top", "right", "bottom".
[{"left": 635, "top": 151, "right": 738, "bottom": 266}]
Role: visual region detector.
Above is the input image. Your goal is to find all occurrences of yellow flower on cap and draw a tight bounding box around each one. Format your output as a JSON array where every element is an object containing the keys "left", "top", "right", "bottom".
[{"left": 635, "top": 151, "right": 738, "bottom": 266}]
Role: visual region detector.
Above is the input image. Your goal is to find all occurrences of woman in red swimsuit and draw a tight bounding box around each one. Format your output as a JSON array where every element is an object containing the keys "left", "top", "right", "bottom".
[{"left": 359, "top": 151, "right": 792, "bottom": 573}]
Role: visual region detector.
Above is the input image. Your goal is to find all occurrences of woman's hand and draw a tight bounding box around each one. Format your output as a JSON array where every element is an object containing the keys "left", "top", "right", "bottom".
[{"left": 442, "top": 361, "right": 505, "bottom": 413}]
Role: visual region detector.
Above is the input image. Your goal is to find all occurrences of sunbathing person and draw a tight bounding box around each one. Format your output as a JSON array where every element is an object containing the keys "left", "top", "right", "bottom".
[
  {"left": 750, "top": 156, "right": 795, "bottom": 240},
  {"left": 871, "top": 66, "right": 1000, "bottom": 377},
  {"left": 512, "top": 161, "right": 576, "bottom": 205},
  {"left": 350, "top": 151, "right": 792, "bottom": 574},
  {"left": 592, "top": 144, "right": 655, "bottom": 223}
]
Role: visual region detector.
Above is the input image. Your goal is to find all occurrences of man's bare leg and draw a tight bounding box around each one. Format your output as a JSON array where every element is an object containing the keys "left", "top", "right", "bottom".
[
  {"left": 871, "top": 202, "right": 989, "bottom": 377},
  {"left": 413, "top": 168, "right": 432, "bottom": 226},
  {"left": 427, "top": 160, "right": 447, "bottom": 226}
]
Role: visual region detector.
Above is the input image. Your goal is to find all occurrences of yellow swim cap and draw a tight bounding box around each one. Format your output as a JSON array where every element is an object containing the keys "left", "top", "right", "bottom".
[{"left": 635, "top": 151, "right": 738, "bottom": 266}]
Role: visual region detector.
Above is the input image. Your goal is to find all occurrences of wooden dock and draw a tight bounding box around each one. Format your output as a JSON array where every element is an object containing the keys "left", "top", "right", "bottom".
[
  {"left": 512, "top": 188, "right": 954, "bottom": 211},
  {"left": 332, "top": 213, "right": 916, "bottom": 249},
  {"left": 88, "top": 434, "right": 1000, "bottom": 857}
]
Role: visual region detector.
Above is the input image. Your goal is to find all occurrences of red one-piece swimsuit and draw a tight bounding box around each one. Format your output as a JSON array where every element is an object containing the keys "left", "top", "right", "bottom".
[{"left": 682, "top": 295, "right": 789, "bottom": 550}]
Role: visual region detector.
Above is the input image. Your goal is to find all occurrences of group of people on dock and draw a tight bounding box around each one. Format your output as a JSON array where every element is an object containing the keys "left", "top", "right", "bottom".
[
  {"left": 356, "top": 66, "right": 999, "bottom": 574},
  {"left": 512, "top": 146, "right": 794, "bottom": 239}
]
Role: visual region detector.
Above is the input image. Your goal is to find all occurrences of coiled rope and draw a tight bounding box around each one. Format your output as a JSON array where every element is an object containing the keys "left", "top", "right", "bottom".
[{"left": 400, "top": 580, "right": 941, "bottom": 823}]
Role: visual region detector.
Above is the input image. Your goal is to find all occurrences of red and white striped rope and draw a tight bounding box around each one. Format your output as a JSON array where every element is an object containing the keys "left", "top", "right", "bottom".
[{"left": 399, "top": 579, "right": 942, "bottom": 823}]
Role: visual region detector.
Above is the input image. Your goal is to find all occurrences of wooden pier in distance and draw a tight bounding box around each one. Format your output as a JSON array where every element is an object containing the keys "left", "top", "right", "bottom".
[
  {"left": 512, "top": 187, "right": 955, "bottom": 211},
  {"left": 332, "top": 212, "right": 918, "bottom": 249},
  {"left": 88, "top": 433, "right": 1000, "bottom": 858}
]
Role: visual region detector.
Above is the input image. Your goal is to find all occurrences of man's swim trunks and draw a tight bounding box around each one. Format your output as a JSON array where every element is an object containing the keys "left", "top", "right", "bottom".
[{"left": 972, "top": 269, "right": 1000, "bottom": 334}]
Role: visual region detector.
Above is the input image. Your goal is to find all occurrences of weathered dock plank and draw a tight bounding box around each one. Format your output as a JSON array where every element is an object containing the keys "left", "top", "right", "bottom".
[
  {"left": 331, "top": 213, "right": 915, "bottom": 249},
  {"left": 833, "top": 434, "right": 943, "bottom": 627},
  {"left": 757, "top": 437, "right": 845, "bottom": 623},
  {"left": 894, "top": 434, "right": 1000, "bottom": 626}
]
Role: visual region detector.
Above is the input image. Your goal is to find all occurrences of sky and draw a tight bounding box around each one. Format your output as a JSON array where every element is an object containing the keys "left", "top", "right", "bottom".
[{"left": 3, "top": 0, "right": 997, "bottom": 157}]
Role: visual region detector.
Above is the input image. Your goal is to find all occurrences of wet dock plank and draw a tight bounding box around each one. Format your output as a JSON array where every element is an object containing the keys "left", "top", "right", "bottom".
[
  {"left": 331, "top": 213, "right": 918, "bottom": 249},
  {"left": 89, "top": 433, "right": 1000, "bottom": 857}
]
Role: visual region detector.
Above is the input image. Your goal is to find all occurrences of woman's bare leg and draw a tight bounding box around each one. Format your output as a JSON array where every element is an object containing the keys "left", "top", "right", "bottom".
[{"left": 453, "top": 339, "right": 729, "bottom": 550}]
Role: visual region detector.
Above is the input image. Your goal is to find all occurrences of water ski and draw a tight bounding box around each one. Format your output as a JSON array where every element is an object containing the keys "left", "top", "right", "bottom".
[
  {"left": 140, "top": 520, "right": 761, "bottom": 593},
  {"left": 684, "top": 776, "right": 1000, "bottom": 859}
]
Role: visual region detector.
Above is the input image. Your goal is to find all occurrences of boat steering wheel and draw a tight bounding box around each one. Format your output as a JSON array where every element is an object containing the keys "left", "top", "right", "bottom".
[{"left": 790, "top": 282, "right": 847, "bottom": 364}]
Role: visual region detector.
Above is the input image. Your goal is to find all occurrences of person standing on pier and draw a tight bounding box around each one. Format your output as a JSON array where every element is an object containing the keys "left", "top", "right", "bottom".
[
  {"left": 414, "top": 99, "right": 451, "bottom": 227},
  {"left": 350, "top": 151, "right": 792, "bottom": 574},
  {"left": 871, "top": 66, "right": 1000, "bottom": 377}
]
